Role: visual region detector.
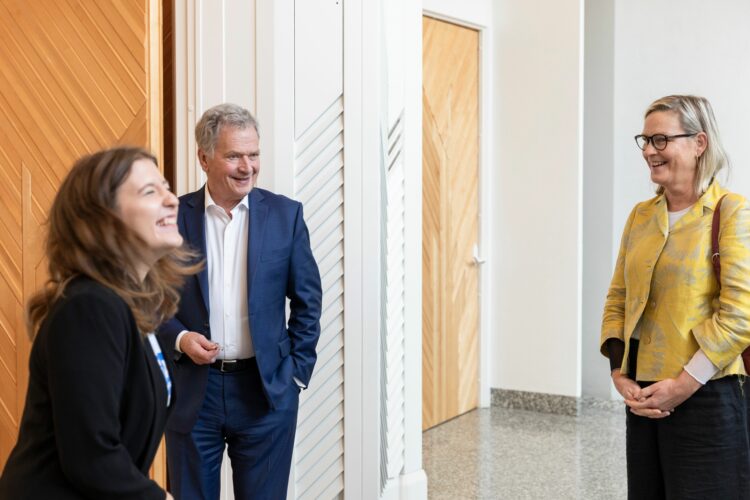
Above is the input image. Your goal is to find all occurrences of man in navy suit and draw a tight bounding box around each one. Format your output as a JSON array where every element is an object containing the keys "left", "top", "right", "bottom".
[{"left": 159, "top": 103, "right": 322, "bottom": 499}]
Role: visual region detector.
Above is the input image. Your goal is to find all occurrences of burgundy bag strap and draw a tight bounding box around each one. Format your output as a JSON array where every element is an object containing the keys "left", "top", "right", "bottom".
[{"left": 711, "top": 195, "right": 727, "bottom": 287}]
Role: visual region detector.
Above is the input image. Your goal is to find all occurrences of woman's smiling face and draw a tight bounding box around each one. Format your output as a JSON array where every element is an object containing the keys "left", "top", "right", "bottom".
[
  {"left": 641, "top": 110, "right": 706, "bottom": 197},
  {"left": 115, "top": 158, "right": 182, "bottom": 275}
]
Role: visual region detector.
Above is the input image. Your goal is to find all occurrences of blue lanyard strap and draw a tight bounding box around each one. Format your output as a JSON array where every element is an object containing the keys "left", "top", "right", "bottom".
[{"left": 147, "top": 333, "right": 172, "bottom": 406}]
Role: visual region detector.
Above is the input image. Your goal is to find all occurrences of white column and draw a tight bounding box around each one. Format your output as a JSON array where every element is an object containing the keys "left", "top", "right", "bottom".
[{"left": 392, "top": 0, "right": 428, "bottom": 498}]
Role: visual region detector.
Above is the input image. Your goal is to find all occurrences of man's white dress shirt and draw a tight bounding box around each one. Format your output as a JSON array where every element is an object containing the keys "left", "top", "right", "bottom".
[{"left": 176, "top": 188, "right": 254, "bottom": 360}]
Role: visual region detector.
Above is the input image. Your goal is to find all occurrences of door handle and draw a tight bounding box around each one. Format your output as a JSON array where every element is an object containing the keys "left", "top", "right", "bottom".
[{"left": 472, "top": 244, "right": 486, "bottom": 265}]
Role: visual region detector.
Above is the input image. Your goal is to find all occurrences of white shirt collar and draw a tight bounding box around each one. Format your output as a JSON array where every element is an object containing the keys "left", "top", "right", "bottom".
[{"left": 204, "top": 185, "right": 249, "bottom": 214}]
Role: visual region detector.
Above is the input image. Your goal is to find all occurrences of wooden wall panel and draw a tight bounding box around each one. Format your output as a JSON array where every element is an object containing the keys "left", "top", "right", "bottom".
[
  {"left": 0, "top": 0, "right": 162, "bottom": 476},
  {"left": 422, "top": 16, "right": 479, "bottom": 430}
]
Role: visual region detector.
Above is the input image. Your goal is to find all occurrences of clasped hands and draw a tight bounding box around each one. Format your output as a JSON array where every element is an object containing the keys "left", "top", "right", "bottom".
[{"left": 611, "top": 369, "right": 702, "bottom": 419}]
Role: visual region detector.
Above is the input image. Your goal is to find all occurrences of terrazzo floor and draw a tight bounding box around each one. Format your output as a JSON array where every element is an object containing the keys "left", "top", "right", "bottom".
[{"left": 423, "top": 405, "right": 627, "bottom": 499}]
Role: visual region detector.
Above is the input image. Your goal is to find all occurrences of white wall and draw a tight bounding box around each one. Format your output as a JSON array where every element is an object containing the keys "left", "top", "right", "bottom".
[
  {"left": 174, "top": 0, "right": 256, "bottom": 196},
  {"left": 490, "top": 1, "right": 750, "bottom": 402},
  {"left": 580, "top": 0, "right": 750, "bottom": 400},
  {"left": 612, "top": 0, "right": 750, "bottom": 231},
  {"left": 582, "top": 0, "right": 617, "bottom": 400},
  {"left": 421, "top": 0, "right": 750, "bottom": 404},
  {"left": 423, "top": 0, "right": 491, "bottom": 25},
  {"left": 425, "top": 0, "right": 750, "bottom": 403},
  {"left": 491, "top": 0, "right": 584, "bottom": 397}
]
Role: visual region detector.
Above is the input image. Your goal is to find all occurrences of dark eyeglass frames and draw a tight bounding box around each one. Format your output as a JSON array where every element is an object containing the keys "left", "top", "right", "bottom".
[{"left": 634, "top": 133, "right": 697, "bottom": 151}]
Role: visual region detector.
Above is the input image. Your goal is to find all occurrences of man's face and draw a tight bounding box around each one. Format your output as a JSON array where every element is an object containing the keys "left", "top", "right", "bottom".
[{"left": 199, "top": 125, "right": 260, "bottom": 212}]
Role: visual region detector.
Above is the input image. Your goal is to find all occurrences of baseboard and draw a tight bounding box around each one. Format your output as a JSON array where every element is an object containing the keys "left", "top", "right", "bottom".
[
  {"left": 398, "top": 469, "right": 428, "bottom": 500},
  {"left": 380, "top": 478, "right": 400, "bottom": 500},
  {"left": 491, "top": 388, "right": 622, "bottom": 416}
]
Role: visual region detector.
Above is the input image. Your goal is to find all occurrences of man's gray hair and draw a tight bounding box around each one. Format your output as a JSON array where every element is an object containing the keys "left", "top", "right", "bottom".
[{"left": 195, "top": 103, "right": 259, "bottom": 157}]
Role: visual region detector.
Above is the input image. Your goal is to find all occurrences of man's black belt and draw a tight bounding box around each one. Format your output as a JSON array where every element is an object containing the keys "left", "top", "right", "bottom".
[{"left": 210, "top": 358, "right": 255, "bottom": 373}]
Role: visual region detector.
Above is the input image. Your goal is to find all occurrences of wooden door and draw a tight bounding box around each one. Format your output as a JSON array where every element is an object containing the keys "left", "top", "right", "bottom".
[
  {"left": 0, "top": 0, "right": 164, "bottom": 481},
  {"left": 422, "top": 16, "right": 480, "bottom": 430}
]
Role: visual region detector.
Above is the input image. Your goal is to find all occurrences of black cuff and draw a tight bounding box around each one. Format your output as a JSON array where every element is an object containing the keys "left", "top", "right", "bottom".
[{"left": 606, "top": 338, "right": 625, "bottom": 372}]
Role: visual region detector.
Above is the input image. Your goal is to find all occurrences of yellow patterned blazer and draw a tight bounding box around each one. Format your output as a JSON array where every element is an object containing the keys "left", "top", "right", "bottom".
[{"left": 601, "top": 181, "right": 750, "bottom": 381}]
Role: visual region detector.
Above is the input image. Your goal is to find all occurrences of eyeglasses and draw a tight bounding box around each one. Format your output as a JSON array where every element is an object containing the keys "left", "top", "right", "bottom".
[{"left": 634, "top": 133, "right": 697, "bottom": 151}]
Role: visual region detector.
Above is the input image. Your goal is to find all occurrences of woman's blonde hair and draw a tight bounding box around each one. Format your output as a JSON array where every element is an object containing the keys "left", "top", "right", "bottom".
[
  {"left": 645, "top": 95, "right": 729, "bottom": 196},
  {"left": 27, "top": 147, "right": 201, "bottom": 338}
]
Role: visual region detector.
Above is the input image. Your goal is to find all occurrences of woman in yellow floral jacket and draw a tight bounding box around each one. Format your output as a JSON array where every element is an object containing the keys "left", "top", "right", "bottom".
[{"left": 601, "top": 95, "right": 750, "bottom": 499}]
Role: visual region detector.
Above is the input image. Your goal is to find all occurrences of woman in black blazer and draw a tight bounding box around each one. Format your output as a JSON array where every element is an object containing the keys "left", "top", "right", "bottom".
[{"left": 0, "top": 147, "right": 199, "bottom": 499}]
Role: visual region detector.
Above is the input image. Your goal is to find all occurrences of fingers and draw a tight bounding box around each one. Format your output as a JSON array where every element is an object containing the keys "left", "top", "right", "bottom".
[
  {"left": 624, "top": 396, "right": 660, "bottom": 411},
  {"left": 625, "top": 393, "right": 678, "bottom": 414},
  {"left": 614, "top": 379, "right": 642, "bottom": 401},
  {"left": 196, "top": 335, "right": 220, "bottom": 350},
  {"left": 630, "top": 407, "right": 671, "bottom": 419},
  {"left": 183, "top": 332, "right": 220, "bottom": 364},
  {"left": 638, "top": 385, "right": 656, "bottom": 399},
  {"left": 624, "top": 385, "right": 642, "bottom": 401}
]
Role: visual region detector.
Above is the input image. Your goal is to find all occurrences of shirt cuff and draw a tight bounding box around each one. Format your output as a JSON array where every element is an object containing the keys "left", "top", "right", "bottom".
[
  {"left": 684, "top": 349, "right": 720, "bottom": 385},
  {"left": 293, "top": 376, "right": 306, "bottom": 389},
  {"left": 175, "top": 330, "right": 189, "bottom": 353}
]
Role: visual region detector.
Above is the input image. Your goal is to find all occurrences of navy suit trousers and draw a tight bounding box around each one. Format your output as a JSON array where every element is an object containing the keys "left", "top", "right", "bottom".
[{"left": 166, "top": 360, "right": 299, "bottom": 500}]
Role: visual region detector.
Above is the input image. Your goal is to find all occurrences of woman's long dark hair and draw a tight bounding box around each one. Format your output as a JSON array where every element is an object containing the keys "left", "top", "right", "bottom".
[{"left": 27, "top": 146, "right": 201, "bottom": 338}]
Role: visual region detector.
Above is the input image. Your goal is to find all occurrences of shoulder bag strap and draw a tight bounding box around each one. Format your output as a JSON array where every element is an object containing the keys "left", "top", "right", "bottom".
[{"left": 711, "top": 195, "right": 727, "bottom": 287}]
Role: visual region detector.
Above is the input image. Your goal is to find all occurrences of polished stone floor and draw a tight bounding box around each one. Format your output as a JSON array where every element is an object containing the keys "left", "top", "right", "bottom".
[{"left": 423, "top": 405, "right": 627, "bottom": 499}]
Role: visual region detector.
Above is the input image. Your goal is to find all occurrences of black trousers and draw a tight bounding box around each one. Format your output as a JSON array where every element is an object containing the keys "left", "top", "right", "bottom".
[{"left": 626, "top": 341, "right": 750, "bottom": 499}]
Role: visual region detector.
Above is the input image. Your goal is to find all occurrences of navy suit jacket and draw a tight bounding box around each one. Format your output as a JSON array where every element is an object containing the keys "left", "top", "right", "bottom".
[{"left": 159, "top": 187, "right": 322, "bottom": 433}]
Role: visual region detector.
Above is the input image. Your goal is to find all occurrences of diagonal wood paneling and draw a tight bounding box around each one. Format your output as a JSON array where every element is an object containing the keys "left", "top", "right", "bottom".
[
  {"left": 422, "top": 16, "right": 479, "bottom": 430},
  {"left": 0, "top": 0, "right": 161, "bottom": 476},
  {"left": 294, "top": 95, "right": 345, "bottom": 500}
]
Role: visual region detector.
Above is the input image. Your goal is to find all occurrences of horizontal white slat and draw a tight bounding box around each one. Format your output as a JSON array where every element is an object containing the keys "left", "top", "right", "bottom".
[
  {"left": 314, "top": 476, "right": 345, "bottom": 500},
  {"left": 299, "top": 453, "right": 345, "bottom": 500},
  {"left": 297, "top": 152, "right": 344, "bottom": 205},
  {"left": 297, "top": 402, "right": 345, "bottom": 465},
  {"left": 380, "top": 110, "right": 407, "bottom": 487},
  {"left": 308, "top": 206, "right": 344, "bottom": 245},
  {"left": 311, "top": 230, "right": 345, "bottom": 269},
  {"left": 300, "top": 167, "right": 344, "bottom": 219},
  {"left": 296, "top": 121, "right": 343, "bottom": 174},
  {"left": 299, "top": 356, "right": 344, "bottom": 414},
  {"left": 295, "top": 97, "right": 344, "bottom": 152},
  {"left": 319, "top": 294, "right": 344, "bottom": 332},
  {"left": 305, "top": 184, "right": 345, "bottom": 235},
  {"left": 293, "top": 93, "right": 345, "bottom": 500},
  {"left": 297, "top": 385, "right": 344, "bottom": 452}
]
